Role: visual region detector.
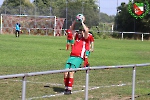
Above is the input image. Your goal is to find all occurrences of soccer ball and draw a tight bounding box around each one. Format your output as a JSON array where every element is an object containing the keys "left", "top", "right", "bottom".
[{"left": 76, "top": 14, "right": 84, "bottom": 22}]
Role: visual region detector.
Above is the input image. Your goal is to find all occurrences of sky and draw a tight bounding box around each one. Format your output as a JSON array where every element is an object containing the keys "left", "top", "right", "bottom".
[
  {"left": 97, "top": 0, "right": 129, "bottom": 15},
  {"left": 0, "top": 0, "right": 129, "bottom": 16}
]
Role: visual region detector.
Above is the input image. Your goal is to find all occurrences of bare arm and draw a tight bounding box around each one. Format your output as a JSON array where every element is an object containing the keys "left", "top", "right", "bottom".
[
  {"left": 90, "top": 42, "right": 94, "bottom": 52},
  {"left": 70, "top": 21, "right": 76, "bottom": 30},
  {"left": 81, "top": 17, "right": 89, "bottom": 39},
  {"left": 69, "top": 20, "right": 77, "bottom": 36}
]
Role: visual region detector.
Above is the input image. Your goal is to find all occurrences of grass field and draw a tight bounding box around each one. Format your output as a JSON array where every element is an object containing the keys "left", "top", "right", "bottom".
[{"left": 0, "top": 34, "right": 150, "bottom": 100}]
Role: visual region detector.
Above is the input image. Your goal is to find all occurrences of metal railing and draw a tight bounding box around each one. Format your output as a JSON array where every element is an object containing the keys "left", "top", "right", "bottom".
[
  {"left": 0, "top": 63, "right": 150, "bottom": 100},
  {"left": 120, "top": 32, "right": 150, "bottom": 41}
]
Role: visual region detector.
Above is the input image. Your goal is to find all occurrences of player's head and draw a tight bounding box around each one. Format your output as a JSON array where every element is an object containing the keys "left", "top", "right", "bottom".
[
  {"left": 66, "top": 29, "right": 72, "bottom": 34},
  {"left": 77, "top": 29, "right": 84, "bottom": 38}
]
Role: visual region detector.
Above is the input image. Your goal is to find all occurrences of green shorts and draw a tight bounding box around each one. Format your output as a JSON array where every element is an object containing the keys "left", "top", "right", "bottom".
[
  {"left": 65, "top": 56, "right": 83, "bottom": 69},
  {"left": 85, "top": 50, "right": 90, "bottom": 57},
  {"left": 67, "top": 39, "right": 74, "bottom": 44}
]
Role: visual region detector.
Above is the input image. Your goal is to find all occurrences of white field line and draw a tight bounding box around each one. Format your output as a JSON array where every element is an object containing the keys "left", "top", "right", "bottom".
[
  {"left": 27, "top": 80, "right": 149, "bottom": 100},
  {"left": 7, "top": 80, "right": 150, "bottom": 100},
  {"left": 27, "top": 86, "right": 100, "bottom": 100}
]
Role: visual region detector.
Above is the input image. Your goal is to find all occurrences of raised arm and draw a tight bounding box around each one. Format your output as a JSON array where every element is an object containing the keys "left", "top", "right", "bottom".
[
  {"left": 70, "top": 21, "right": 76, "bottom": 30},
  {"left": 69, "top": 20, "right": 77, "bottom": 36},
  {"left": 81, "top": 16, "right": 89, "bottom": 39}
]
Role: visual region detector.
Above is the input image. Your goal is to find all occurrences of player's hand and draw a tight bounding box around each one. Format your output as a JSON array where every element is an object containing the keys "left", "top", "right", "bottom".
[
  {"left": 90, "top": 48, "right": 94, "bottom": 52},
  {"left": 81, "top": 16, "right": 85, "bottom": 23}
]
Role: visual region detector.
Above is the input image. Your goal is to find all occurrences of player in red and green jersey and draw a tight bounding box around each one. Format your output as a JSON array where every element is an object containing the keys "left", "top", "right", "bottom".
[
  {"left": 66, "top": 29, "right": 74, "bottom": 50},
  {"left": 84, "top": 32, "right": 94, "bottom": 67},
  {"left": 63, "top": 16, "right": 90, "bottom": 95}
]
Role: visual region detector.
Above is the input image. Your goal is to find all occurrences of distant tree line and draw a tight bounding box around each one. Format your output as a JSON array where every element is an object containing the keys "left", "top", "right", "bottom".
[
  {"left": 113, "top": 0, "right": 150, "bottom": 39},
  {"left": 0, "top": 0, "right": 107, "bottom": 29},
  {"left": 0, "top": 0, "right": 149, "bottom": 39}
]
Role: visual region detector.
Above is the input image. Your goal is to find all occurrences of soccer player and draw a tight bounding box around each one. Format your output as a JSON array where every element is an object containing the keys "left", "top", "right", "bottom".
[
  {"left": 83, "top": 31, "right": 94, "bottom": 67},
  {"left": 15, "top": 23, "right": 21, "bottom": 37},
  {"left": 65, "top": 29, "right": 74, "bottom": 50},
  {"left": 63, "top": 16, "right": 89, "bottom": 95}
]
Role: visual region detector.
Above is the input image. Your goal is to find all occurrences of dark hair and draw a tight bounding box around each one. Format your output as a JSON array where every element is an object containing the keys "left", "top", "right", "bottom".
[
  {"left": 79, "top": 29, "right": 82, "bottom": 31},
  {"left": 79, "top": 28, "right": 85, "bottom": 31},
  {"left": 89, "top": 31, "right": 93, "bottom": 34}
]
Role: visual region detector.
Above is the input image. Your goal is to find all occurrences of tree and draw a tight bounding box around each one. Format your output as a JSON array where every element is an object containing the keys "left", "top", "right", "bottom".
[
  {"left": 32, "top": 0, "right": 100, "bottom": 29},
  {"left": 114, "top": 0, "right": 150, "bottom": 39},
  {"left": 0, "top": 0, "right": 115, "bottom": 31},
  {"left": 114, "top": 0, "right": 150, "bottom": 32},
  {"left": 0, "top": 0, "right": 34, "bottom": 15}
]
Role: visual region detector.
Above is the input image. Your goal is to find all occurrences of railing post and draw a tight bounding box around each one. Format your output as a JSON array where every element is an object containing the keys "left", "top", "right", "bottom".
[
  {"left": 85, "top": 68, "right": 89, "bottom": 100},
  {"left": 121, "top": 32, "right": 123, "bottom": 39},
  {"left": 132, "top": 66, "right": 136, "bottom": 100},
  {"left": 141, "top": 34, "right": 143, "bottom": 41},
  {"left": 22, "top": 76, "right": 27, "bottom": 100}
]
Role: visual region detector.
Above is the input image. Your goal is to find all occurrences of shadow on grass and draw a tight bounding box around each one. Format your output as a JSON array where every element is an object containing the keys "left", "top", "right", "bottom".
[
  {"left": 53, "top": 87, "right": 64, "bottom": 93},
  {"left": 44, "top": 85, "right": 64, "bottom": 93},
  {"left": 59, "top": 48, "right": 66, "bottom": 50}
]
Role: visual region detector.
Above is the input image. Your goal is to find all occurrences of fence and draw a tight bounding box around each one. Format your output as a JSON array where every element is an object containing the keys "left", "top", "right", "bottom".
[
  {"left": 119, "top": 32, "right": 150, "bottom": 41},
  {"left": 0, "top": 14, "right": 66, "bottom": 36},
  {"left": 0, "top": 3, "right": 95, "bottom": 30},
  {"left": 0, "top": 63, "right": 150, "bottom": 100}
]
